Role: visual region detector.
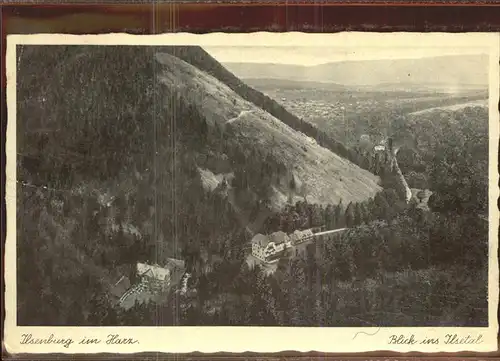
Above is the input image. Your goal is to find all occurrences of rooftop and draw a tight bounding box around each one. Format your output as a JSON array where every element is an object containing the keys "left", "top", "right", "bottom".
[
  {"left": 253, "top": 229, "right": 317, "bottom": 247},
  {"left": 251, "top": 233, "right": 269, "bottom": 247},
  {"left": 137, "top": 263, "right": 170, "bottom": 281},
  {"left": 269, "top": 231, "right": 289, "bottom": 245}
]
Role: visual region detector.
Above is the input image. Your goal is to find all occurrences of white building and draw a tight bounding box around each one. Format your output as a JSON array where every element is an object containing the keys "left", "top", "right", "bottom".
[
  {"left": 251, "top": 231, "right": 290, "bottom": 262},
  {"left": 251, "top": 229, "right": 323, "bottom": 262},
  {"left": 136, "top": 259, "right": 186, "bottom": 291},
  {"left": 251, "top": 234, "right": 269, "bottom": 261},
  {"left": 289, "top": 229, "right": 314, "bottom": 245},
  {"left": 137, "top": 263, "right": 171, "bottom": 285}
]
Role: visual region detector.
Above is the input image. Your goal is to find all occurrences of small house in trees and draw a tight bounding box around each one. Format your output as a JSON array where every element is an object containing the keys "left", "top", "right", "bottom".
[
  {"left": 136, "top": 259, "right": 186, "bottom": 291},
  {"left": 251, "top": 227, "right": 328, "bottom": 263},
  {"left": 301, "top": 229, "right": 314, "bottom": 238},
  {"left": 251, "top": 234, "right": 268, "bottom": 261},
  {"left": 289, "top": 230, "right": 302, "bottom": 244},
  {"left": 269, "top": 231, "right": 290, "bottom": 247},
  {"left": 251, "top": 231, "right": 290, "bottom": 262},
  {"left": 289, "top": 229, "right": 314, "bottom": 245},
  {"left": 137, "top": 263, "right": 170, "bottom": 290}
]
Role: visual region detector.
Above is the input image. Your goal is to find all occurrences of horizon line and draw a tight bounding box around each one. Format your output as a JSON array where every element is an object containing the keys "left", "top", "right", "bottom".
[{"left": 218, "top": 53, "right": 489, "bottom": 67}]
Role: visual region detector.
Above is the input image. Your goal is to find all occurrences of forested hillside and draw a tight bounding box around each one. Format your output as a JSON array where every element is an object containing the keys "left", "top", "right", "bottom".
[
  {"left": 159, "top": 46, "right": 370, "bottom": 169},
  {"left": 17, "top": 46, "right": 244, "bottom": 324},
  {"left": 118, "top": 195, "right": 488, "bottom": 327},
  {"left": 392, "top": 105, "right": 488, "bottom": 215},
  {"left": 16, "top": 45, "right": 380, "bottom": 325},
  {"left": 16, "top": 46, "right": 489, "bottom": 327}
]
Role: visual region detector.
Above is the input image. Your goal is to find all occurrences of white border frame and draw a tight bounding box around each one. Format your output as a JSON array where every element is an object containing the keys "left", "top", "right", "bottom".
[{"left": 4, "top": 32, "right": 500, "bottom": 354}]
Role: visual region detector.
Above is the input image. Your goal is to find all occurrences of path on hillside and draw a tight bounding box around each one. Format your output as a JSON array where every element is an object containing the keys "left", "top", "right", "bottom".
[{"left": 226, "top": 110, "right": 253, "bottom": 124}]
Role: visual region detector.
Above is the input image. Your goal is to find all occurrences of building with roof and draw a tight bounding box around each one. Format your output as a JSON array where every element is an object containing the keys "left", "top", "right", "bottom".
[
  {"left": 251, "top": 228, "right": 325, "bottom": 263},
  {"left": 251, "top": 231, "right": 290, "bottom": 262},
  {"left": 251, "top": 234, "right": 270, "bottom": 261},
  {"left": 289, "top": 229, "right": 314, "bottom": 245},
  {"left": 269, "top": 231, "right": 290, "bottom": 246},
  {"left": 137, "top": 263, "right": 170, "bottom": 288},
  {"left": 252, "top": 228, "right": 323, "bottom": 262},
  {"left": 136, "top": 259, "right": 186, "bottom": 291},
  {"left": 289, "top": 230, "right": 303, "bottom": 244}
]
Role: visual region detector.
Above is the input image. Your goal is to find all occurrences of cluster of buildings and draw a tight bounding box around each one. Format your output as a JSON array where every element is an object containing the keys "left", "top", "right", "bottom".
[
  {"left": 136, "top": 259, "right": 186, "bottom": 292},
  {"left": 111, "top": 258, "right": 186, "bottom": 310},
  {"left": 251, "top": 228, "right": 318, "bottom": 263}
]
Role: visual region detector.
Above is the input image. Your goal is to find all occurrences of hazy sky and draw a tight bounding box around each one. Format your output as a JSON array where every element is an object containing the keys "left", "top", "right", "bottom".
[{"left": 204, "top": 46, "right": 488, "bottom": 66}]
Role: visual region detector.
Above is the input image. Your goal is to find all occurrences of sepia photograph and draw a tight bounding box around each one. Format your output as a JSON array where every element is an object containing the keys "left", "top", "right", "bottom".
[{"left": 4, "top": 32, "right": 499, "bottom": 353}]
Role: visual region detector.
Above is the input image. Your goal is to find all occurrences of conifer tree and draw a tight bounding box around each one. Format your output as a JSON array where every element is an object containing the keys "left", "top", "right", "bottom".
[{"left": 345, "top": 202, "right": 356, "bottom": 228}]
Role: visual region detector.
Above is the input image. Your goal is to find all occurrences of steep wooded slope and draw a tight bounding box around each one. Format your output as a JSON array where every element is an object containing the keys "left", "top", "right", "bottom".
[
  {"left": 159, "top": 46, "right": 359, "bottom": 163},
  {"left": 155, "top": 52, "right": 381, "bottom": 206},
  {"left": 16, "top": 45, "right": 380, "bottom": 325}
]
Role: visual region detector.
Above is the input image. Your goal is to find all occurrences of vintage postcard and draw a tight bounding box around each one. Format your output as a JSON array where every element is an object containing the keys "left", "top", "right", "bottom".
[{"left": 4, "top": 32, "right": 499, "bottom": 353}]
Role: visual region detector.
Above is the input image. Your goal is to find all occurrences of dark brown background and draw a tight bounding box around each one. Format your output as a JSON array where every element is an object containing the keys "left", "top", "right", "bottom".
[{"left": 1, "top": 1, "right": 499, "bottom": 360}]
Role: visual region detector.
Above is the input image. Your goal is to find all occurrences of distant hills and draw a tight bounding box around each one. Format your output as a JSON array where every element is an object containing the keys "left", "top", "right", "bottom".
[
  {"left": 223, "top": 54, "right": 489, "bottom": 90},
  {"left": 241, "top": 78, "right": 349, "bottom": 92}
]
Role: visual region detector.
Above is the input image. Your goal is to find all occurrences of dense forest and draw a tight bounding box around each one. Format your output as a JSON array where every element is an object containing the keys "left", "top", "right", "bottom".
[
  {"left": 394, "top": 106, "right": 489, "bottom": 215},
  {"left": 17, "top": 46, "right": 245, "bottom": 325},
  {"left": 113, "top": 104, "right": 489, "bottom": 327},
  {"left": 113, "top": 106, "right": 489, "bottom": 327},
  {"left": 17, "top": 45, "right": 332, "bottom": 325},
  {"left": 112, "top": 197, "right": 487, "bottom": 327},
  {"left": 16, "top": 45, "right": 489, "bottom": 327}
]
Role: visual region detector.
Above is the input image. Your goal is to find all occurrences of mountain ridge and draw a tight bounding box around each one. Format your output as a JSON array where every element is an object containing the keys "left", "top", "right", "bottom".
[
  {"left": 222, "top": 54, "right": 489, "bottom": 87},
  {"left": 17, "top": 45, "right": 382, "bottom": 280},
  {"left": 159, "top": 46, "right": 366, "bottom": 169},
  {"left": 155, "top": 51, "right": 382, "bottom": 207}
]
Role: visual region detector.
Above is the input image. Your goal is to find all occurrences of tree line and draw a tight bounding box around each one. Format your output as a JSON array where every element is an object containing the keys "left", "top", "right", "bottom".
[
  {"left": 110, "top": 198, "right": 487, "bottom": 327},
  {"left": 17, "top": 45, "right": 488, "bottom": 328}
]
